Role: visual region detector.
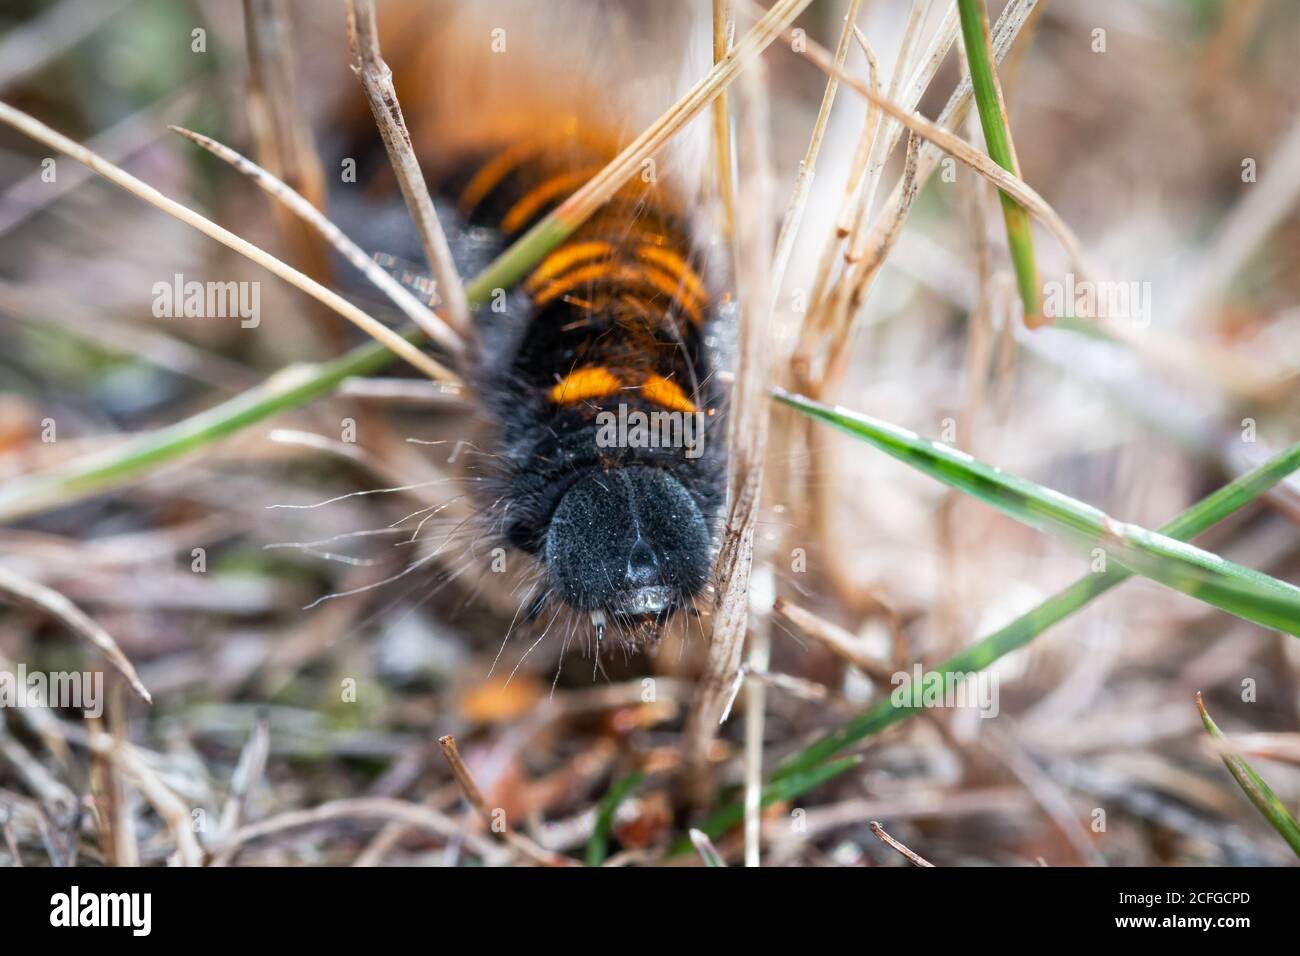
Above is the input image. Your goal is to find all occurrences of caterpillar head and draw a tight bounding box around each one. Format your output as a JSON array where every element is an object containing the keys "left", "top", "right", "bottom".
[{"left": 542, "top": 464, "right": 712, "bottom": 627}]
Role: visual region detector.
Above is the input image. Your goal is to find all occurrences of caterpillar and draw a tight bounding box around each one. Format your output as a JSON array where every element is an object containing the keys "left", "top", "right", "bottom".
[{"left": 337, "top": 1, "right": 727, "bottom": 646}]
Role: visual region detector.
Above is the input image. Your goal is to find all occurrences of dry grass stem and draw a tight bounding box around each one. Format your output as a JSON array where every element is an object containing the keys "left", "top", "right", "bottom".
[
  {"left": 169, "top": 125, "right": 465, "bottom": 364},
  {"left": 437, "top": 735, "right": 571, "bottom": 866},
  {"left": 773, "top": 596, "right": 894, "bottom": 683},
  {"left": 794, "top": 1, "right": 962, "bottom": 386},
  {"left": 241, "top": 0, "right": 330, "bottom": 281},
  {"left": 0, "top": 84, "right": 204, "bottom": 239},
  {"left": 0, "top": 102, "right": 451, "bottom": 383},
  {"left": 86, "top": 716, "right": 138, "bottom": 868},
  {"left": 745, "top": 665, "right": 828, "bottom": 702},
  {"left": 241, "top": 0, "right": 325, "bottom": 206},
  {"left": 0, "top": 563, "right": 150, "bottom": 703},
  {"left": 712, "top": 0, "right": 737, "bottom": 238},
  {"left": 211, "top": 796, "right": 507, "bottom": 866},
  {"left": 681, "top": 55, "right": 777, "bottom": 810},
  {"left": 87, "top": 735, "right": 203, "bottom": 866},
  {"left": 869, "top": 820, "right": 934, "bottom": 866},
  {"left": 769, "top": 0, "right": 866, "bottom": 307},
  {"left": 344, "top": 0, "right": 471, "bottom": 339},
  {"left": 336, "top": 376, "right": 465, "bottom": 405},
  {"left": 548, "top": 0, "right": 814, "bottom": 235},
  {"left": 787, "top": 10, "right": 1088, "bottom": 279},
  {"left": 837, "top": 0, "right": 930, "bottom": 262}
]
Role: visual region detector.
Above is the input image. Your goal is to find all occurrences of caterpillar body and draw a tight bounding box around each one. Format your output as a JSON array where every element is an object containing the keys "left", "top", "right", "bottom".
[{"left": 341, "top": 1, "right": 727, "bottom": 645}]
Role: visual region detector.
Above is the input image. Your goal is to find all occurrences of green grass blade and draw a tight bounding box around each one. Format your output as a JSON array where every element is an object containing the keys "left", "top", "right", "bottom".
[
  {"left": 773, "top": 389, "right": 1300, "bottom": 636},
  {"left": 957, "top": 0, "right": 1041, "bottom": 325},
  {"left": 584, "top": 771, "right": 644, "bottom": 867},
  {"left": 1196, "top": 693, "right": 1300, "bottom": 858},
  {"left": 687, "top": 439, "right": 1300, "bottom": 842},
  {"left": 0, "top": 347, "right": 393, "bottom": 521}
]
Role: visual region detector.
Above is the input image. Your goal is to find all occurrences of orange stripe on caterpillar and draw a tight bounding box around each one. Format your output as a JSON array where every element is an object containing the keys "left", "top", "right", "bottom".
[
  {"left": 531, "top": 262, "right": 705, "bottom": 325},
  {"left": 501, "top": 166, "right": 603, "bottom": 234},
  {"left": 457, "top": 139, "right": 543, "bottom": 217},
  {"left": 548, "top": 366, "right": 622, "bottom": 406},
  {"left": 523, "top": 241, "right": 614, "bottom": 293},
  {"left": 640, "top": 373, "right": 696, "bottom": 414},
  {"left": 457, "top": 121, "right": 623, "bottom": 218},
  {"left": 635, "top": 245, "right": 709, "bottom": 310}
]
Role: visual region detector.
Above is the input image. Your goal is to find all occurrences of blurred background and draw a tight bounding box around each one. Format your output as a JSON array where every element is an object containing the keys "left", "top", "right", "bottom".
[{"left": 0, "top": 0, "right": 1298, "bottom": 866}]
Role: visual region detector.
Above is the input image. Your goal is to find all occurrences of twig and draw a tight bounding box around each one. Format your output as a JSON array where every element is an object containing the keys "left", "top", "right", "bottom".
[
  {"left": 344, "top": 0, "right": 471, "bottom": 339},
  {"left": 763, "top": 788, "right": 1028, "bottom": 855},
  {"left": 869, "top": 820, "right": 934, "bottom": 866},
  {"left": 773, "top": 596, "right": 895, "bottom": 683},
  {"left": 680, "top": 52, "right": 778, "bottom": 810},
  {"left": 169, "top": 125, "right": 464, "bottom": 364},
  {"left": 0, "top": 101, "right": 450, "bottom": 384},
  {"left": 0, "top": 563, "right": 150, "bottom": 703},
  {"left": 436, "top": 735, "right": 571, "bottom": 866}
]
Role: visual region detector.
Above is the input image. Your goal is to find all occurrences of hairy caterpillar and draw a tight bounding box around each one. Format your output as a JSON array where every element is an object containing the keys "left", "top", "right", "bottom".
[{"left": 334, "top": 0, "right": 727, "bottom": 646}]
